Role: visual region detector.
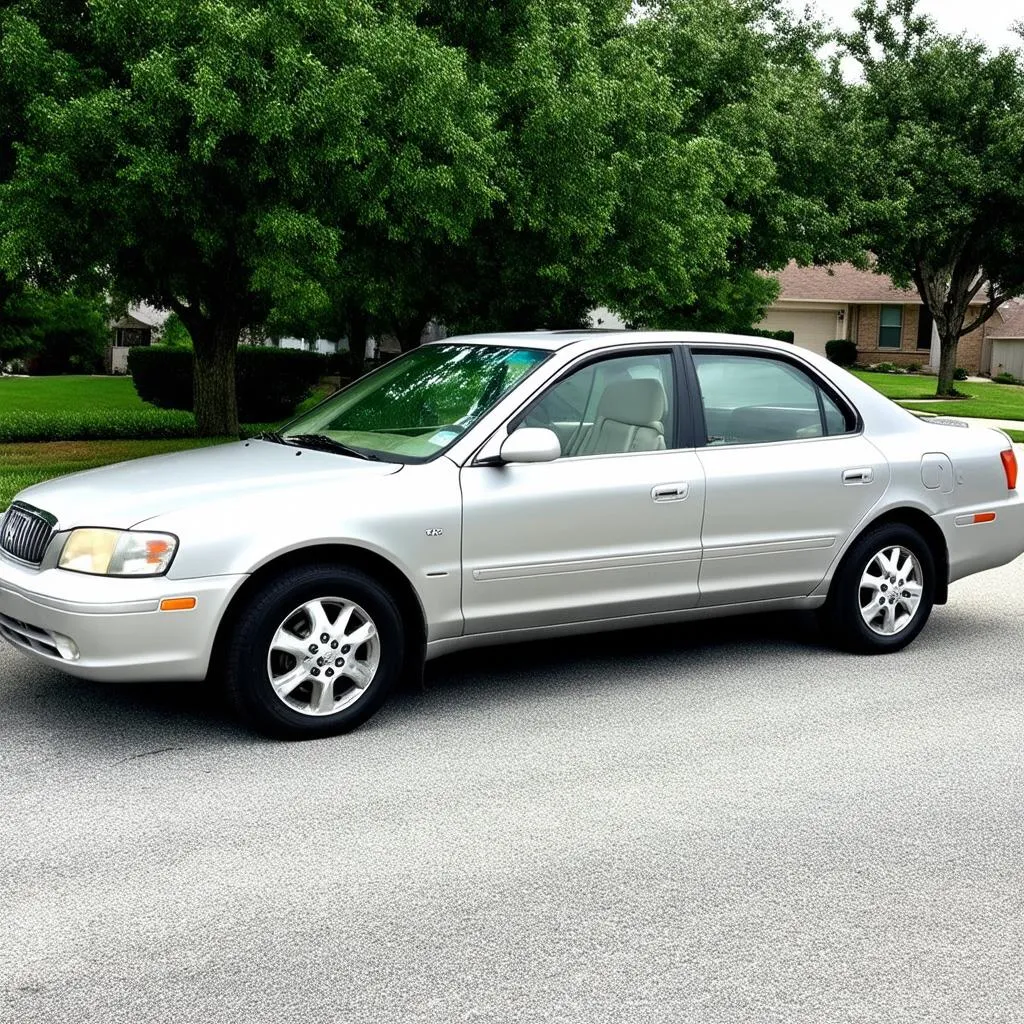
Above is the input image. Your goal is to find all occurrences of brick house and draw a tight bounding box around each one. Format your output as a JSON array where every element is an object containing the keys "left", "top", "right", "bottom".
[{"left": 758, "top": 262, "right": 1024, "bottom": 374}]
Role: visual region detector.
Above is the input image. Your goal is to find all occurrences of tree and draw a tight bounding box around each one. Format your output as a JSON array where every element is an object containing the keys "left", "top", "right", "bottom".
[
  {"left": 843, "top": 0, "right": 1024, "bottom": 394},
  {"left": 0, "top": 0, "right": 497, "bottom": 434},
  {"left": 0, "top": 284, "right": 109, "bottom": 373},
  {"left": 390, "top": 0, "right": 861, "bottom": 340},
  {"left": 610, "top": 0, "right": 863, "bottom": 331}
]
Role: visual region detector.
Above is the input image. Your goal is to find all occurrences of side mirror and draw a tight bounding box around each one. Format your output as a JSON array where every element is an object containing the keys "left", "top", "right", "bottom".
[{"left": 498, "top": 427, "right": 561, "bottom": 464}]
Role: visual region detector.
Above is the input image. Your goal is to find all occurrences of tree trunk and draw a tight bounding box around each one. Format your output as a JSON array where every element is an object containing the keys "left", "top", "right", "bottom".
[
  {"left": 192, "top": 323, "right": 240, "bottom": 436},
  {"left": 935, "top": 328, "right": 960, "bottom": 397}
]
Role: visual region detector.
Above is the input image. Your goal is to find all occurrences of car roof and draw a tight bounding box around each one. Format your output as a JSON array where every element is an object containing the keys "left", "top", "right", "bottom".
[{"left": 431, "top": 329, "right": 801, "bottom": 354}]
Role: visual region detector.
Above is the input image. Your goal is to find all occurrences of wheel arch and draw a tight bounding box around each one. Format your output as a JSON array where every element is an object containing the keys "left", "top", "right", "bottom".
[
  {"left": 841, "top": 507, "right": 949, "bottom": 605},
  {"left": 208, "top": 543, "right": 428, "bottom": 683}
]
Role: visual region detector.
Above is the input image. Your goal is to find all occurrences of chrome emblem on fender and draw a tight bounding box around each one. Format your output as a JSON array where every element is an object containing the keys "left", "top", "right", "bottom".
[{"left": 424, "top": 528, "right": 444, "bottom": 537}]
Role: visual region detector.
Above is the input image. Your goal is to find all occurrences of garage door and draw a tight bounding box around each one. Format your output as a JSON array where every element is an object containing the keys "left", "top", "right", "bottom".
[
  {"left": 759, "top": 311, "right": 839, "bottom": 356},
  {"left": 991, "top": 340, "right": 1024, "bottom": 381}
]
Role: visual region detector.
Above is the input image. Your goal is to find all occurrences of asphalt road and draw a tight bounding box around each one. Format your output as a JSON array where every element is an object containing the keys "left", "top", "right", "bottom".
[{"left": 2, "top": 562, "right": 1023, "bottom": 1024}]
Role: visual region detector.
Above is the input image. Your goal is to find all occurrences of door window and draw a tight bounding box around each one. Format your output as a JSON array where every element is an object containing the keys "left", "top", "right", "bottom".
[
  {"left": 522, "top": 353, "right": 676, "bottom": 457},
  {"left": 692, "top": 352, "right": 855, "bottom": 445}
]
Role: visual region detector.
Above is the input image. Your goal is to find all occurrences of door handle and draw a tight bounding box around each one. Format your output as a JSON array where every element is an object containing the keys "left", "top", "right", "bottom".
[
  {"left": 652, "top": 482, "right": 689, "bottom": 502},
  {"left": 843, "top": 468, "right": 873, "bottom": 484}
]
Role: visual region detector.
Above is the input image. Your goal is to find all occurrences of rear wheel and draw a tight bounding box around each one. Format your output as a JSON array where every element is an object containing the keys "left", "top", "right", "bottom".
[
  {"left": 820, "top": 524, "right": 936, "bottom": 653},
  {"left": 225, "top": 565, "right": 404, "bottom": 738}
]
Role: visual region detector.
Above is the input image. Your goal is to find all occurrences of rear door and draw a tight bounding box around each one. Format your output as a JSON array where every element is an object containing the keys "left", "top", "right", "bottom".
[{"left": 687, "top": 347, "right": 889, "bottom": 605}]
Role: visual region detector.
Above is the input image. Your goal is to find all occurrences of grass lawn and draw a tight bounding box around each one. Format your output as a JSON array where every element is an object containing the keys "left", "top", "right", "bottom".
[
  {"left": 0, "top": 374, "right": 150, "bottom": 413},
  {"left": 851, "top": 369, "right": 1024, "bottom": 421},
  {"left": 1, "top": 438, "right": 228, "bottom": 510}
]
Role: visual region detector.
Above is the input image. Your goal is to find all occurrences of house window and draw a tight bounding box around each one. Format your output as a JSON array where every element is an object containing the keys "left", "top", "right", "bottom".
[{"left": 879, "top": 306, "right": 902, "bottom": 349}]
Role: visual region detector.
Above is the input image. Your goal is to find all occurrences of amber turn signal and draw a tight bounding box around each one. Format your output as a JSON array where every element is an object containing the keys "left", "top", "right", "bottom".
[{"left": 159, "top": 597, "right": 197, "bottom": 612}]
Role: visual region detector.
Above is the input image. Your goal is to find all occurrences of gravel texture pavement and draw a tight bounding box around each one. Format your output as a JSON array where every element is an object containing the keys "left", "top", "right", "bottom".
[{"left": 2, "top": 559, "right": 1023, "bottom": 1023}]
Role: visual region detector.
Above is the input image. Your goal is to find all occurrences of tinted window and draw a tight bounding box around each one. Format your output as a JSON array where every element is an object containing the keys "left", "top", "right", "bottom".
[{"left": 692, "top": 352, "right": 854, "bottom": 445}]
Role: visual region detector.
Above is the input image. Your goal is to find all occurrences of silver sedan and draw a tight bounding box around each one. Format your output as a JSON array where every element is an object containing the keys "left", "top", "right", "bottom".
[{"left": 2, "top": 331, "right": 1022, "bottom": 737}]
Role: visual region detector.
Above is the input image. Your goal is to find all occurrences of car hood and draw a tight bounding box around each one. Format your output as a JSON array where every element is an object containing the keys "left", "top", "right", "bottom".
[{"left": 16, "top": 440, "right": 402, "bottom": 530}]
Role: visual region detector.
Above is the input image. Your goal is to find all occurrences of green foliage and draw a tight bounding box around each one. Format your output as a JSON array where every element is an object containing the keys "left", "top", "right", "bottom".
[
  {"left": 825, "top": 339, "right": 858, "bottom": 366},
  {"left": 842, "top": 2, "right": 1024, "bottom": 395},
  {"left": 954, "top": 367, "right": 969, "bottom": 381},
  {"left": 0, "top": 0, "right": 498, "bottom": 433},
  {"left": 0, "top": 285, "right": 109, "bottom": 372},
  {"left": 159, "top": 313, "right": 192, "bottom": 349},
  {"left": 872, "top": 361, "right": 900, "bottom": 374},
  {"left": 993, "top": 372, "right": 1019, "bottom": 385},
  {"left": 127, "top": 347, "right": 193, "bottom": 410},
  {"left": 128, "top": 346, "right": 328, "bottom": 421},
  {"left": 2, "top": 0, "right": 867, "bottom": 429}
]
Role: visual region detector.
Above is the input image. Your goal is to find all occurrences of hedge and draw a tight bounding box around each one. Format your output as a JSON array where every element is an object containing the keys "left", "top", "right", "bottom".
[
  {"left": 740, "top": 328, "right": 796, "bottom": 344},
  {"left": 825, "top": 339, "right": 858, "bottom": 366},
  {"left": 128, "top": 346, "right": 330, "bottom": 421},
  {"left": 0, "top": 408, "right": 197, "bottom": 443}
]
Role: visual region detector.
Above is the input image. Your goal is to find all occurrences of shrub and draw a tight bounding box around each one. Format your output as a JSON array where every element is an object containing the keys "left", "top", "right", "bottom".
[
  {"left": 237, "top": 348, "right": 330, "bottom": 420},
  {"left": 128, "top": 347, "right": 193, "bottom": 409},
  {"left": 825, "top": 339, "right": 858, "bottom": 366},
  {"left": 993, "top": 371, "right": 1019, "bottom": 385},
  {"left": 953, "top": 367, "right": 969, "bottom": 381},
  {"left": 742, "top": 328, "right": 795, "bottom": 344},
  {"left": 129, "top": 346, "right": 329, "bottom": 420},
  {"left": 872, "top": 361, "right": 900, "bottom": 374},
  {"left": 905, "top": 362, "right": 922, "bottom": 373}
]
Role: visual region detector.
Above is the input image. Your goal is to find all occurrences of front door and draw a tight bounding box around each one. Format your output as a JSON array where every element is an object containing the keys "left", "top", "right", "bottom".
[{"left": 460, "top": 351, "right": 707, "bottom": 635}]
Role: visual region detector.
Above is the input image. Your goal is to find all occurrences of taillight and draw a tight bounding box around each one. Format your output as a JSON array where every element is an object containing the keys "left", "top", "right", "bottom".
[{"left": 1001, "top": 448, "right": 1017, "bottom": 490}]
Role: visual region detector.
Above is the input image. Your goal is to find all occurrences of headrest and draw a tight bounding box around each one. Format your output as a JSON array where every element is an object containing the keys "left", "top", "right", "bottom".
[{"left": 596, "top": 377, "right": 667, "bottom": 425}]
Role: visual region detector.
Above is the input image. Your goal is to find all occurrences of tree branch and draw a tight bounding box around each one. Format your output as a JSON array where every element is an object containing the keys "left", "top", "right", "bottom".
[{"left": 960, "top": 290, "right": 1009, "bottom": 337}]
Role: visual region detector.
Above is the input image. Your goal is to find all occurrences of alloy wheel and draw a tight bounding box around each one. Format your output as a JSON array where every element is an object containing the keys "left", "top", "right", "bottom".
[
  {"left": 858, "top": 545, "right": 924, "bottom": 637},
  {"left": 266, "top": 596, "right": 381, "bottom": 716}
]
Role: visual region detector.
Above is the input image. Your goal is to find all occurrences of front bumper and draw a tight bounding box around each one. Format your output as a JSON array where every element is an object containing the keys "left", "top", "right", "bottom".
[{"left": 0, "top": 554, "right": 246, "bottom": 682}]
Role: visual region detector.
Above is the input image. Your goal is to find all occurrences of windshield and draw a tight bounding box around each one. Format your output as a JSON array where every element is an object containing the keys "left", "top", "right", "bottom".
[{"left": 280, "top": 343, "right": 550, "bottom": 461}]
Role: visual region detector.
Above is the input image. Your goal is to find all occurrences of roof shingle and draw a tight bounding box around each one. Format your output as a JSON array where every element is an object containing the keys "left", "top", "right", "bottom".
[{"left": 773, "top": 261, "right": 922, "bottom": 303}]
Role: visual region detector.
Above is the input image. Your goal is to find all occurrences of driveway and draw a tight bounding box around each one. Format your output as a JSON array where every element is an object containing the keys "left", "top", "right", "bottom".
[{"left": 2, "top": 560, "right": 1023, "bottom": 1023}]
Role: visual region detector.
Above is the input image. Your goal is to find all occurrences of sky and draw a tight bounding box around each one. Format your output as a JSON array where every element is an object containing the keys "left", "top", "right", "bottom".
[{"left": 797, "top": 0, "right": 1022, "bottom": 53}]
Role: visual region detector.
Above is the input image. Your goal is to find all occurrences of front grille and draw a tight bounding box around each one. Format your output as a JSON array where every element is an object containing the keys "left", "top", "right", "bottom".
[{"left": 0, "top": 502, "right": 56, "bottom": 565}]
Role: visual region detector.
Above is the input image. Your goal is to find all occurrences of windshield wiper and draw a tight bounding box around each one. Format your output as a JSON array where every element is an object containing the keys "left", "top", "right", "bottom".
[
  {"left": 254, "top": 430, "right": 286, "bottom": 444},
  {"left": 283, "top": 433, "right": 379, "bottom": 461}
]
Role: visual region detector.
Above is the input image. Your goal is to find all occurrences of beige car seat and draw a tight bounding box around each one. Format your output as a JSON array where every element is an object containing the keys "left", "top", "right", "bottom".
[{"left": 569, "top": 378, "right": 668, "bottom": 456}]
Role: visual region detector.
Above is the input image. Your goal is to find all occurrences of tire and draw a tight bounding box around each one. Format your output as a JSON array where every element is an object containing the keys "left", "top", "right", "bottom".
[
  {"left": 819, "top": 523, "right": 936, "bottom": 654},
  {"left": 224, "top": 564, "right": 405, "bottom": 738}
]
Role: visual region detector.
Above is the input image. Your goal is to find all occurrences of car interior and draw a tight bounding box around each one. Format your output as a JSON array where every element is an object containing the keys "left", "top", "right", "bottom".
[{"left": 523, "top": 355, "right": 674, "bottom": 457}]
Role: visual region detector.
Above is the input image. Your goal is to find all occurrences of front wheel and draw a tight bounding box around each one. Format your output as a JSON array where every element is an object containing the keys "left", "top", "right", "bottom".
[
  {"left": 820, "top": 524, "right": 936, "bottom": 654},
  {"left": 224, "top": 565, "right": 405, "bottom": 738}
]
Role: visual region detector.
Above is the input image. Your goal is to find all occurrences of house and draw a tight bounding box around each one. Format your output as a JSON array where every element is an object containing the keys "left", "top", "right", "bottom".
[
  {"left": 108, "top": 312, "right": 156, "bottom": 374},
  {"left": 757, "top": 262, "right": 1024, "bottom": 374}
]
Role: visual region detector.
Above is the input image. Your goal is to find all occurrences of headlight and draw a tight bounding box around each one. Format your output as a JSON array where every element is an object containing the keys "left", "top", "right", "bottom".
[{"left": 58, "top": 529, "right": 178, "bottom": 576}]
